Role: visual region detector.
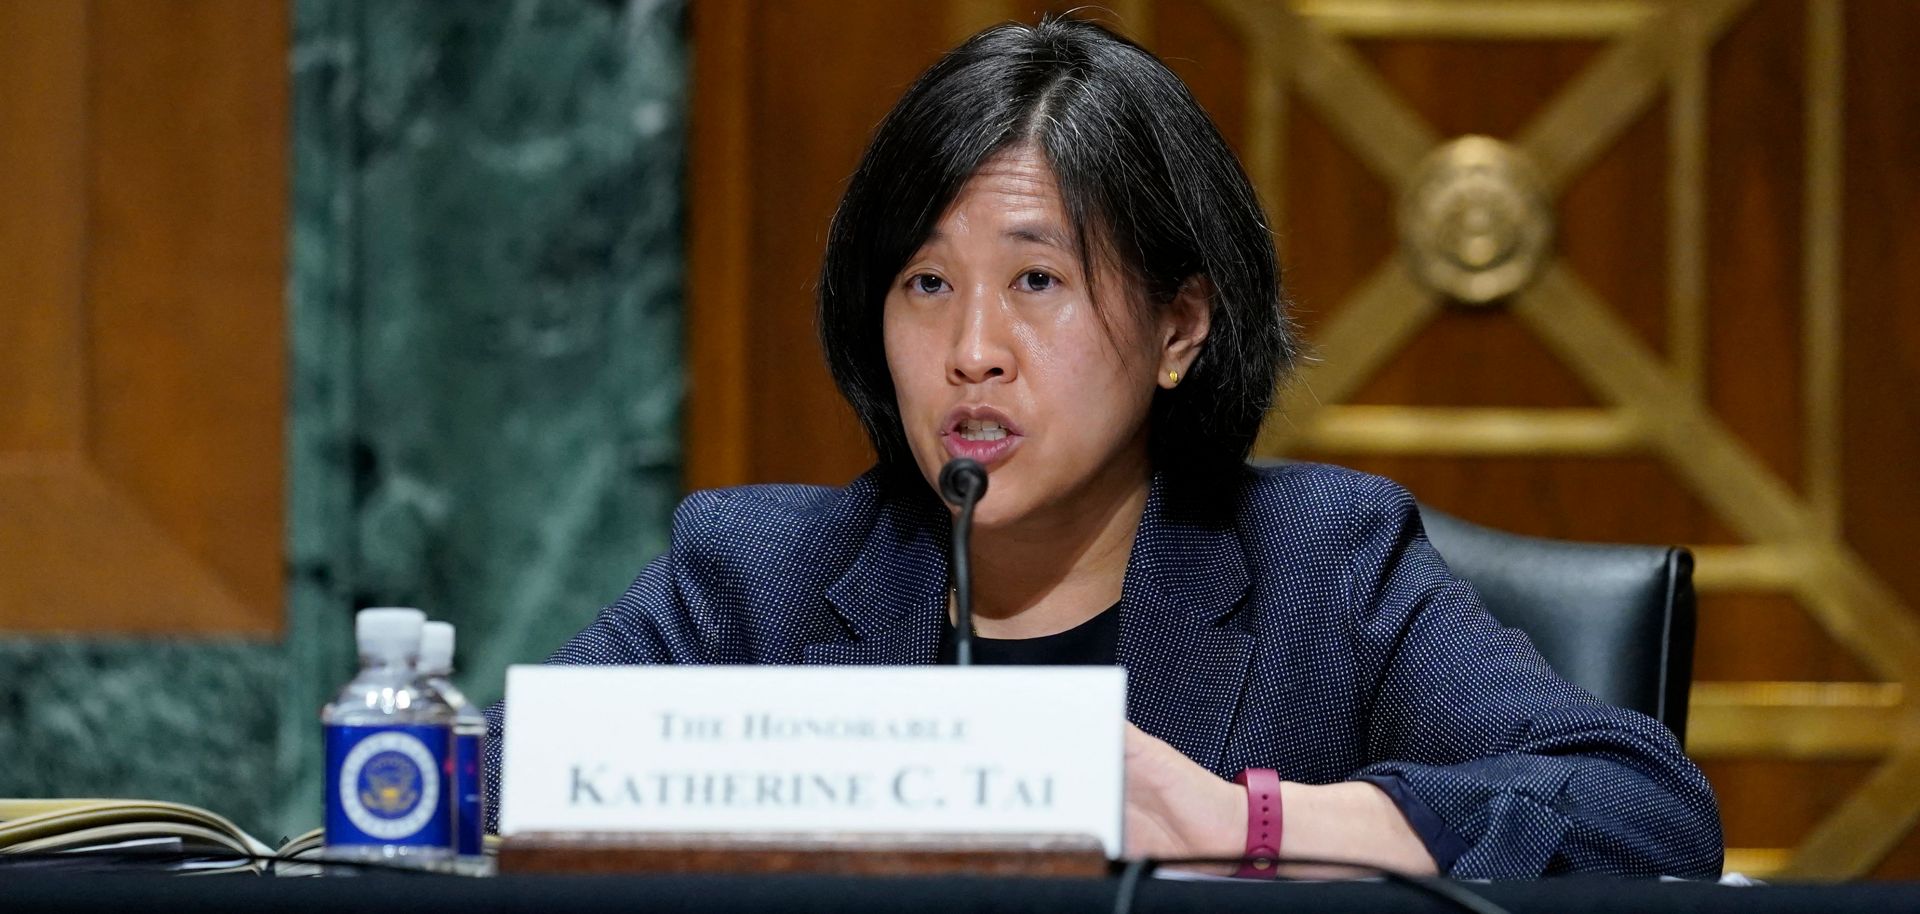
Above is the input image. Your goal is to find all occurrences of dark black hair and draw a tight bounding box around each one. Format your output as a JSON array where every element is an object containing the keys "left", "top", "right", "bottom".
[{"left": 818, "top": 16, "right": 1295, "bottom": 496}]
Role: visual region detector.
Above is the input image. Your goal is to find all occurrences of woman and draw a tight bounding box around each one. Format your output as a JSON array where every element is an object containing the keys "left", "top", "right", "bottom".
[{"left": 485, "top": 17, "right": 1722, "bottom": 879}]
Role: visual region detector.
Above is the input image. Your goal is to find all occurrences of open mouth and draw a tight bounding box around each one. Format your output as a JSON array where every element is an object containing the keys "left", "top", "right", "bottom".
[
  {"left": 955, "top": 418, "right": 1010, "bottom": 442},
  {"left": 940, "top": 407, "right": 1024, "bottom": 467}
]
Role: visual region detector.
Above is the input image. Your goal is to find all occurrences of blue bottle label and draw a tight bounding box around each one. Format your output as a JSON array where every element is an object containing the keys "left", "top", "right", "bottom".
[
  {"left": 455, "top": 731, "right": 483, "bottom": 856},
  {"left": 325, "top": 724, "right": 452, "bottom": 848}
]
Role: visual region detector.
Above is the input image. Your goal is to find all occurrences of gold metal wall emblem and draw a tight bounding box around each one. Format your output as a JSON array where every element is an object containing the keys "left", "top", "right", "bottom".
[{"left": 1399, "top": 135, "right": 1554, "bottom": 304}]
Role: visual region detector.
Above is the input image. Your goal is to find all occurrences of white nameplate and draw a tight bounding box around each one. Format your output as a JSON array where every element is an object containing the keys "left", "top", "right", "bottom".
[{"left": 500, "top": 665, "right": 1126, "bottom": 856}]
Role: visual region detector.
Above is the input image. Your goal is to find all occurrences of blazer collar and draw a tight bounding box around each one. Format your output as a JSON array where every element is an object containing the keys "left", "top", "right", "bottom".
[
  {"left": 812, "top": 472, "right": 1254, "bottom": 772},
  {"left": 1119, "top": 473, "right": 1251, "bottom": 626},
  {"left": 810, "top": 477, "right": 950, "bottom": 665}
]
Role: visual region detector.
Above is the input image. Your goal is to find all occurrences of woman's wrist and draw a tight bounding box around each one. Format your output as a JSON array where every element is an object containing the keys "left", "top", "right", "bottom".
[
  {"left": 1193, "top": 777, "right": 1438, "bottom": 877},
  {"left": 1149, "top": 771, "right": 1249, "bottom": 871},
  {"left": 1277, "top": 780, "right": 1440, "bottom": 877},
  {"left": 1136, "top": 769, "right": 1432, "bottom": 877},
  {"left": 1205, "top": 778, "right": 1251, "bottom": 862},
  {"left": 1166, "top": 777, "right": 1248, "bottom": 875}
]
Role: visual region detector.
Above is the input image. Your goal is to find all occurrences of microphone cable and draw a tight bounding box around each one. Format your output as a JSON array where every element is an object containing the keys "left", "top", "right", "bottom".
[{"left": 1111, "top": 855, "right": 1513, "bottom": 914}]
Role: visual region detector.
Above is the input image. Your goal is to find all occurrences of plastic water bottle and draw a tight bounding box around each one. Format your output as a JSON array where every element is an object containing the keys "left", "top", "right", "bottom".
[
  {"left": 420, "top": 621, "right": 489, "bottom": 875},
  {"left": 322, "top": 607, "right": 454, "bottom": 869}
]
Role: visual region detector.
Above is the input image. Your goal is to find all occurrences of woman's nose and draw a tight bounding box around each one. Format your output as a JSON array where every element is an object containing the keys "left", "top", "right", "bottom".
[{"left": 949, "top": 288, "right": 1015, "bottom": 385}]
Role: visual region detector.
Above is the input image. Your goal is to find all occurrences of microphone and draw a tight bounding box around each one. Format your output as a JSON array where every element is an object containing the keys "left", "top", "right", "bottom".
[{"left": 938, "top": 458, "right": 989, "bottom": 666}]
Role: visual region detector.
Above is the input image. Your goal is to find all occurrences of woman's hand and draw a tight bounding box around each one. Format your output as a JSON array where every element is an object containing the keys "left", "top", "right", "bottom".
[
  {"left": 1122, "top": 723, "right": 1441, "bottom": 876},
  {"left": 1123, "top": 722, "right": 1246, "bottom": 864}
]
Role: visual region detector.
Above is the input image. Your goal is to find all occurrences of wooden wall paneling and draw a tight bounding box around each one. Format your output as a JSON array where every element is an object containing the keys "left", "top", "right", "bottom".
[
  {"left": 1354, "top": 37, "right": 1605, "bottom": 138},
  {"left": 1710, "top": 757, "right": 1876, "bottom": 853},
  {"left": 683, "top": 0, "right": 753, "bottom": 492},
  {"left": 1278, "top": 18, "right": 1891, "bottom": 865},
  {"left": 0, "top": 0, "right": 287, "bottom": 633},
  {"left": 1842, "top": 0, "right": 1920, "bottom": 636},
  {"left": 88, "top": 0, "right": 288, "bottom": 621},
  {"left": 1697, "top": 0, "right": 1853, "bottom": 873},
  {"left": 1558, "top": 92, "right": 1671, "bottom": 361},
  {"left": 0, "top": 0, "right": 88, "bottom": 457},
  {"left": 744, "top": 0, "right": 920, "bottom": 486},
  {"left": 949, "top": 0, "right": 1015, "bottom": 44},
  {"left": 1845, "top": 0, "right": 1920, "bottom": 879},
  {"left": 1322, "top": 455, "right": 1736, "bottom": 544},
  {"left": 1695, "top": 592, "right": 1876, "bottom": 682},
  {"left": 1342, "top": 307, "right": 1605, "bottom": 407},
  {"left": 1705, "top": 0, "right": 1806, "bottom": 493},
  {"left": 1187, "top": 0, "right": 1920, "bottom": 878},
  {"left": 1269, "top": 85, "right": 1399, "bottom": 348},
  {"left": 1154, "top": 1, "right": 1252, "bottom": 159}
]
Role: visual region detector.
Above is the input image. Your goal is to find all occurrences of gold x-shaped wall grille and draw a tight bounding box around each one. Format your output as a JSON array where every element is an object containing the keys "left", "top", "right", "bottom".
[{"left": 1177, "top": 0, "right": 1914, "bottom": 879}]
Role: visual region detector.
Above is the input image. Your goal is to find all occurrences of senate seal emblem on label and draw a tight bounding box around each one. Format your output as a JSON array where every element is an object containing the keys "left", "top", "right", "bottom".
[
  {"left": 1399, "top": 135, "right": 1554, "bottom": 305},
  {"left": 339, "top": 730, "right": 442, "bottom": 840}
]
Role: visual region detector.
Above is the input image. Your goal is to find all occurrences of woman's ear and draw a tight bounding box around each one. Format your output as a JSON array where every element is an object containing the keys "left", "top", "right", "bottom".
[{"left": 1158, "top": 274, "right": 1214, "bottom": 388}]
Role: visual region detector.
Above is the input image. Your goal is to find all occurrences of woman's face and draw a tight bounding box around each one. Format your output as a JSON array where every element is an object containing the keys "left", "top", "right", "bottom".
[{"left": 883, "top": 147, "right": 1205, "bottom": 530}]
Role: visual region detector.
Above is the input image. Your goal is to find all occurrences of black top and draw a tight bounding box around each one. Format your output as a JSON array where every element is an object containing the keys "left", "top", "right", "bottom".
[{"left": 937, "top": 601, "right": 1121, "bottom": 665}]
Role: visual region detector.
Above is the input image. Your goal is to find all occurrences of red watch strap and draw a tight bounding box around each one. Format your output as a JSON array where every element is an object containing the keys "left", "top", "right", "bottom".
[{"left": 1233, "top": 768, "right": 1283, "bottom": 879}]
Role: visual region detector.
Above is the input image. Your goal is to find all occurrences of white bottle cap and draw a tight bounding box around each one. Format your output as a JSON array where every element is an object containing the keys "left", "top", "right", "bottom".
[
  {"left": 355, "top": 607, "right": 426, "bottom": 661},
  {"left": 420, "top": 621, "right": 455, "bottom": 675}
]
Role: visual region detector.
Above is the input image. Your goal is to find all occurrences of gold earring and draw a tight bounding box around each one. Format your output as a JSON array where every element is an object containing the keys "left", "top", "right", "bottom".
[{"left": 1167, "top": 369, "right": 1180, "bottom": 386}]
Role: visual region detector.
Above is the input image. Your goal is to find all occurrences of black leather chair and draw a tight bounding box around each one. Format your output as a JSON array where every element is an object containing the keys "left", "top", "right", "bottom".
[{"left": 1418, "top": 505, "right": 1698, "bottom": 745}]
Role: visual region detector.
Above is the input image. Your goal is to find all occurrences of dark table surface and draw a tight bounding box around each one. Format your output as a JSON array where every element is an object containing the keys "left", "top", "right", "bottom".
[{"left": 3, "top": 872, "right": 1918, "bottom": 914}]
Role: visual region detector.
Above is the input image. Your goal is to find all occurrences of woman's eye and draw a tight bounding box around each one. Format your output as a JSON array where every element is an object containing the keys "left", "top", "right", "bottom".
[
  {"left": 1018, "top": 270, "right": 1057, "bottom": 292},
  {"left": 911, "top": 274, "right": 947, "bottom": 295}
]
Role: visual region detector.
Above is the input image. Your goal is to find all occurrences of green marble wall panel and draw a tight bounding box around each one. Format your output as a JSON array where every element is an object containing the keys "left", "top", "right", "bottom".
[
  {"left": 0, "top": 640, "right": 283, "bottom": 839},
  {"left": 283, "top": 0, "right": 688, "bottom": 835}
]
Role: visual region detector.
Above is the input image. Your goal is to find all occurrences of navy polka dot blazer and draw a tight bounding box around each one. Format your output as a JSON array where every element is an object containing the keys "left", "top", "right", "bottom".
[{"left": 484, "top": 461, "right": 1724, "bottom": 879}]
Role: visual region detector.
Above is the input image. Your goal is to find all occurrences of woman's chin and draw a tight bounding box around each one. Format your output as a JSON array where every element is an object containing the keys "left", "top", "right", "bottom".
[
  {"left": 963, "top": 485, "right": 1034, "bottom": 533},
  {"left": 916, "top": 452, "right": 1034, "bottom": 530}
]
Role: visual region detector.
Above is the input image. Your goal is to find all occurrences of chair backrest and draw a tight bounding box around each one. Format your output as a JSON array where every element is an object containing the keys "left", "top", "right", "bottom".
[{"left": 1418, "top": 505, "right": 1697, "bottom": 745}]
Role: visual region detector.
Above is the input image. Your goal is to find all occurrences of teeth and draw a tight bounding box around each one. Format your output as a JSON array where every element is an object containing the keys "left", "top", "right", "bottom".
[{"left": 958, "top": 418, "right": 1008, "bottom": 442}]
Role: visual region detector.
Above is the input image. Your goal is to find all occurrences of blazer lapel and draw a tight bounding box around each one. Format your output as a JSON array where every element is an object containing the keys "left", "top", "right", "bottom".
[
  {"left": 1118, "top": 475, "right": 1254, "bottom": 775},
  {"left": 806, "top": 484, "right": 948, "bottom": 666},
  {"left": 800, "top": 472, "right": 1253, "bottom": 775}
]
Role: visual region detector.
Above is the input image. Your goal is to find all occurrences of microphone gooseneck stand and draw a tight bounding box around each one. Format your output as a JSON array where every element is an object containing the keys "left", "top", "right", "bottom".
[{"left": 938, "top": 458, "right": 989, "bottom": 667}]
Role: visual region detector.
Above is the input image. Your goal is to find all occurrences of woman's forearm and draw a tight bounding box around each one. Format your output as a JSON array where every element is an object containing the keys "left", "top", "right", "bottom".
[
  {"left": 1124, "top": 724, "right": 1440, "bottom": 876},
  {"left": 1276, "top": 780, "right": 1439, "bottom": 877}
]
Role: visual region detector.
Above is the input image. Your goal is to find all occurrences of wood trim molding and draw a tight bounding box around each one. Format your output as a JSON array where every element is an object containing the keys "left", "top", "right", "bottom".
[
  {"left": 0, "top": 0, "right": 286, "bottom": 634},
  {"left": 683, "top": 0, "right": 754, "bottom": 492}
]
